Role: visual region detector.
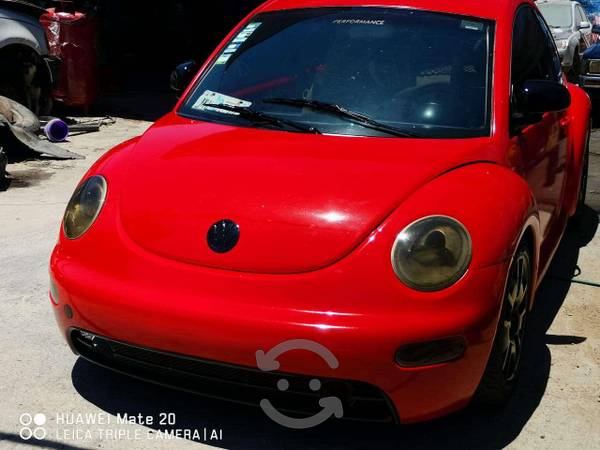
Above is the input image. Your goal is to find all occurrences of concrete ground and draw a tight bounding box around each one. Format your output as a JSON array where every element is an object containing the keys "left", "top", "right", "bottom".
[{"left": 0, "top": 119, "right": 599, "bottom": 450}]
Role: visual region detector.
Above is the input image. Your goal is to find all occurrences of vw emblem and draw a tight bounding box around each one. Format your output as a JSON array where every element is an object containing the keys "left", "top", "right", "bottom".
[{"left": 207, "top": 219, "right": 240, "bottom": 253}]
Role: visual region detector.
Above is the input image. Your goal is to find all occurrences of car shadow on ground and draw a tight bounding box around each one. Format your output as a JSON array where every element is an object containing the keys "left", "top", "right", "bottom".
[{"left": 70, "top": 207, "right": 599, "bottom": 450}]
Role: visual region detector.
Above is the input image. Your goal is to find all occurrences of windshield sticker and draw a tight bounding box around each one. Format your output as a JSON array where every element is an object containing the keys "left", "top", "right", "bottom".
[
  {"left": 461, "top": 20, "right": 484, "bottom": 32},
  {"left": 224, "top": 43, "right": 242, "bottom": 53},
  {"left": 332, "top": 19, "right": 385, "bottom": 26},
  {"left": 232, "top": 22, "right": 262, "bottom": 44},
  {"left": 215, "top": 54, "right": 232, "bottom": 65},
  {"left": 215, "top": 22, "right": 262, "bottom": 64},
  {"left": 192, "top": 90, "right": 252, "bottom": 114}
]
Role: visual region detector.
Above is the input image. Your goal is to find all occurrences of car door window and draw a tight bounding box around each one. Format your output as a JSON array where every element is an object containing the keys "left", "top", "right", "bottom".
[
  {"left": 535, "top": 10, "right": 563, "bottom": 77},
  {"left": 512, "top": 6, "right": 561, "bottom": 93},
  {"left": 577, "top": 6, "right": 587, "bottom": 25}
]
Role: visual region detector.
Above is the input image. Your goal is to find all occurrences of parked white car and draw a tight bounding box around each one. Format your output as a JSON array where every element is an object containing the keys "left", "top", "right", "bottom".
[
  {"left": 537, "top": 0, "right": 592, "bottom": 79},
  {"left": 0, "top": 0, "right": 59, "bottom": 114}
]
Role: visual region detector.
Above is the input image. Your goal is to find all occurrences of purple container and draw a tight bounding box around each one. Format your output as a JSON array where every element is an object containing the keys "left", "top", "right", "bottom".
[{"left": 44, "top": 118, "right": 69, "bottom": 142}]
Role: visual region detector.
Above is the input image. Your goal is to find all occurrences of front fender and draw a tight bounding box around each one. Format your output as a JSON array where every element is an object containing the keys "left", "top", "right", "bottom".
[
  {"left": 0, "top": 17, "right": 47, "bottom": 54},
  {"left": 381, "top": 163, "right": 541, "bottom": 273},
  {"left": 54, "top": 137, "right": 141, "bottom": 246}
]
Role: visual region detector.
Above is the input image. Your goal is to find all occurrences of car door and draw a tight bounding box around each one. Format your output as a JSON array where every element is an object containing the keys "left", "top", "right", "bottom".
[
  {"left": 576, "top": 4, "right": 592, "bottom": 52},
  {"left": 510, "top": 6, "right": 569, "bottom": 240}
]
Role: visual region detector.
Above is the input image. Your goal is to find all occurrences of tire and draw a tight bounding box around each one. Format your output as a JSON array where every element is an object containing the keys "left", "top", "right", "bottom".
[{"left": 474, "top": 242, "right": 532, "bottom": 406}]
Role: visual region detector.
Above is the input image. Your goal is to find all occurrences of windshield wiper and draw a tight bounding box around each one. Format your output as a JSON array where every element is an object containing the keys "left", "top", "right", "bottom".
[
  {"left": 203, "top": 103, "right": 321, "bottom": 134},
  {"left": 263, "top": 98, "right": 421, "bottom": 138}
]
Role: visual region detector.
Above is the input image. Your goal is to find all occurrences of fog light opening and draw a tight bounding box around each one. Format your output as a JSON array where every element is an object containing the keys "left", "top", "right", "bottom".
[
  {"left": 64, "top": 305, "right": 73, "bottom": 319},
  {"left": 395, "top": 337, "right": 466, "bottom": 368}
]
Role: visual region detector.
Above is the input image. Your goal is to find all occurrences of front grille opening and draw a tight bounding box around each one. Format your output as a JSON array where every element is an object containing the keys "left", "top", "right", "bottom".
[{"left": 70, "top": 329, "right": 397, "bottom": 423}]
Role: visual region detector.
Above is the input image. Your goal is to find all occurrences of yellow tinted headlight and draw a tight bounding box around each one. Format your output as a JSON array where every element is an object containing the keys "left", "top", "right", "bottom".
[
  {"left": 391, "top": 216, "right": 472, "bottom": 291},
  {"left": 63, "top": 176, "right": 107, "bottom": 239}
]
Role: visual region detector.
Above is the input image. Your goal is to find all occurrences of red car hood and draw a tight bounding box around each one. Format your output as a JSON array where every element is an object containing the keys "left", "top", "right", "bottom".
[{"left": 119, "top": 117, "right": 494, "bottom": 274}]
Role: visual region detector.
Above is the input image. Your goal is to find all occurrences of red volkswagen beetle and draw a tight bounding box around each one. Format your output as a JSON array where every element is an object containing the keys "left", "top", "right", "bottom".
[{"left": 50, "top": 0, "right": 590, "bottom": 424}]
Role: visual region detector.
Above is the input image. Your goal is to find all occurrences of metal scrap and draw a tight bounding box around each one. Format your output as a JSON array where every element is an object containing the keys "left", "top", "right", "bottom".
[{"left": 0, "top": 95, "right": 84, "bottom": 160}]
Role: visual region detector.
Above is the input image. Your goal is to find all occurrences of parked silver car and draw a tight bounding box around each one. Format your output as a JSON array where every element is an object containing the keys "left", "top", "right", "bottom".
[
  {"left": 0, "top": 0, "right": 59, "bottom": 114},
  {"left": 537, "top": 0, "right": 592, "bottom": 79}
]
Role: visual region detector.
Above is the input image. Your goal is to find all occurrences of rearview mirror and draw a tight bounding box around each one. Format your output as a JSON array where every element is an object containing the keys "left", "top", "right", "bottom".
[
  {"left": 579, "top": 21, "right": 592, "bottom": 30},
  {"left": 170, "top": 60, "right": 198, "bottom": 97},
  {"left": 516, "top": 80, "right": 571, "bottom": 115}
]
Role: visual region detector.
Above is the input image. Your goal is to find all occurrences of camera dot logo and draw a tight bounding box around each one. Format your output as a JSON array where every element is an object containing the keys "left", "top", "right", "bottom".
[
  {"left": 19, "top": 413, "right": 47, "bottom": 441},
  {"left": 34, "top": 413, "right": 47, "bottom": 426}
]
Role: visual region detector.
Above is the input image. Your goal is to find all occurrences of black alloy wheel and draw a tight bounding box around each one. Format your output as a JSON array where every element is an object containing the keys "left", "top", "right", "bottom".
[{"left": 474, "top": 242, "right": 532, "bottom": 406}]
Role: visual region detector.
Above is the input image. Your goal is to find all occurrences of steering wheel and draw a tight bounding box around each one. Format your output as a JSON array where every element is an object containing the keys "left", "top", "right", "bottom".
[{"left": 374, "top": 82, "right": 455, "bottom": 123}]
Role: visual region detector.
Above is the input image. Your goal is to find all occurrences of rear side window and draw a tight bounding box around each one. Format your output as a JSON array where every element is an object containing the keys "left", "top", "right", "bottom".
[{"left": 511, "top": 6, "right": 561, "bottom": 90}]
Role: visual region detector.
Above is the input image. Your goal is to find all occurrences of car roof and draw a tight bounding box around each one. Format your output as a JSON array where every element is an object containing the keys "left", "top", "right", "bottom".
[{"left": 257, "top": 0, "right": 535, "bottom": 20}]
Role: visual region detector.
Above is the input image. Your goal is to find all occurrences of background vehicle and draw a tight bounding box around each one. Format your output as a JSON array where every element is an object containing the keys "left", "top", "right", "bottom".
[
  {"left": 0, "top": 0, "right": 58, "bottom": 114},
  {"left": 537, "top": 0, "right": 592, "bottom": 79},
  {"left": 580, "top": 26, "right": 600, "bottom": 98}
]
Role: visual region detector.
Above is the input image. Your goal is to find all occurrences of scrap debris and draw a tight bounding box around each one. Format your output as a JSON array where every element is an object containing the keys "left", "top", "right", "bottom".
[
  {"left": 0, "top": 120, "right": 85, "bottom": 160},
  {"left": 0, "top": 96, "right": 85, "bottom": 160},
  {"left": 0, "top": 96, "right": 84, "bottom": 159}
]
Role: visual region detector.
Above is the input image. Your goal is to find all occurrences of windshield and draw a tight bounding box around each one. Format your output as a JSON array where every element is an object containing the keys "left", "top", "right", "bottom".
[
  {"left": 179, "top": 8, "right": 494, "bottom": 139},
  {"left": 538, "top": 4, "right": 573, "bottom": 28}
]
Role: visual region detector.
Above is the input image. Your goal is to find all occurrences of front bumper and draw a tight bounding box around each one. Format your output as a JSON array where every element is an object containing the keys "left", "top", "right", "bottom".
[
  {"left": 69, "top": 328, "right": 398, "bottom": 422},
  {"left": 50, "top": 231, "right": 509, "bottom": 423}
]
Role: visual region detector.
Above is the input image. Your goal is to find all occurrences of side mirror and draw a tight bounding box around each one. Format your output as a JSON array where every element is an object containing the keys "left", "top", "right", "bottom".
[
  {"left": 512, "top": 80, "right": 571, "bottom": 132},
  {"left": 516, "top": 80, "right": 571, "bottom": 114},
  {"left": 593, "top": 24, "right": 600, "bottom": 34},
  {"left": 170, "top": 60, "right": 198, "bottom": 97},
  {"left": 579, "top": 21, "right": 592, "bottom": 30}
]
